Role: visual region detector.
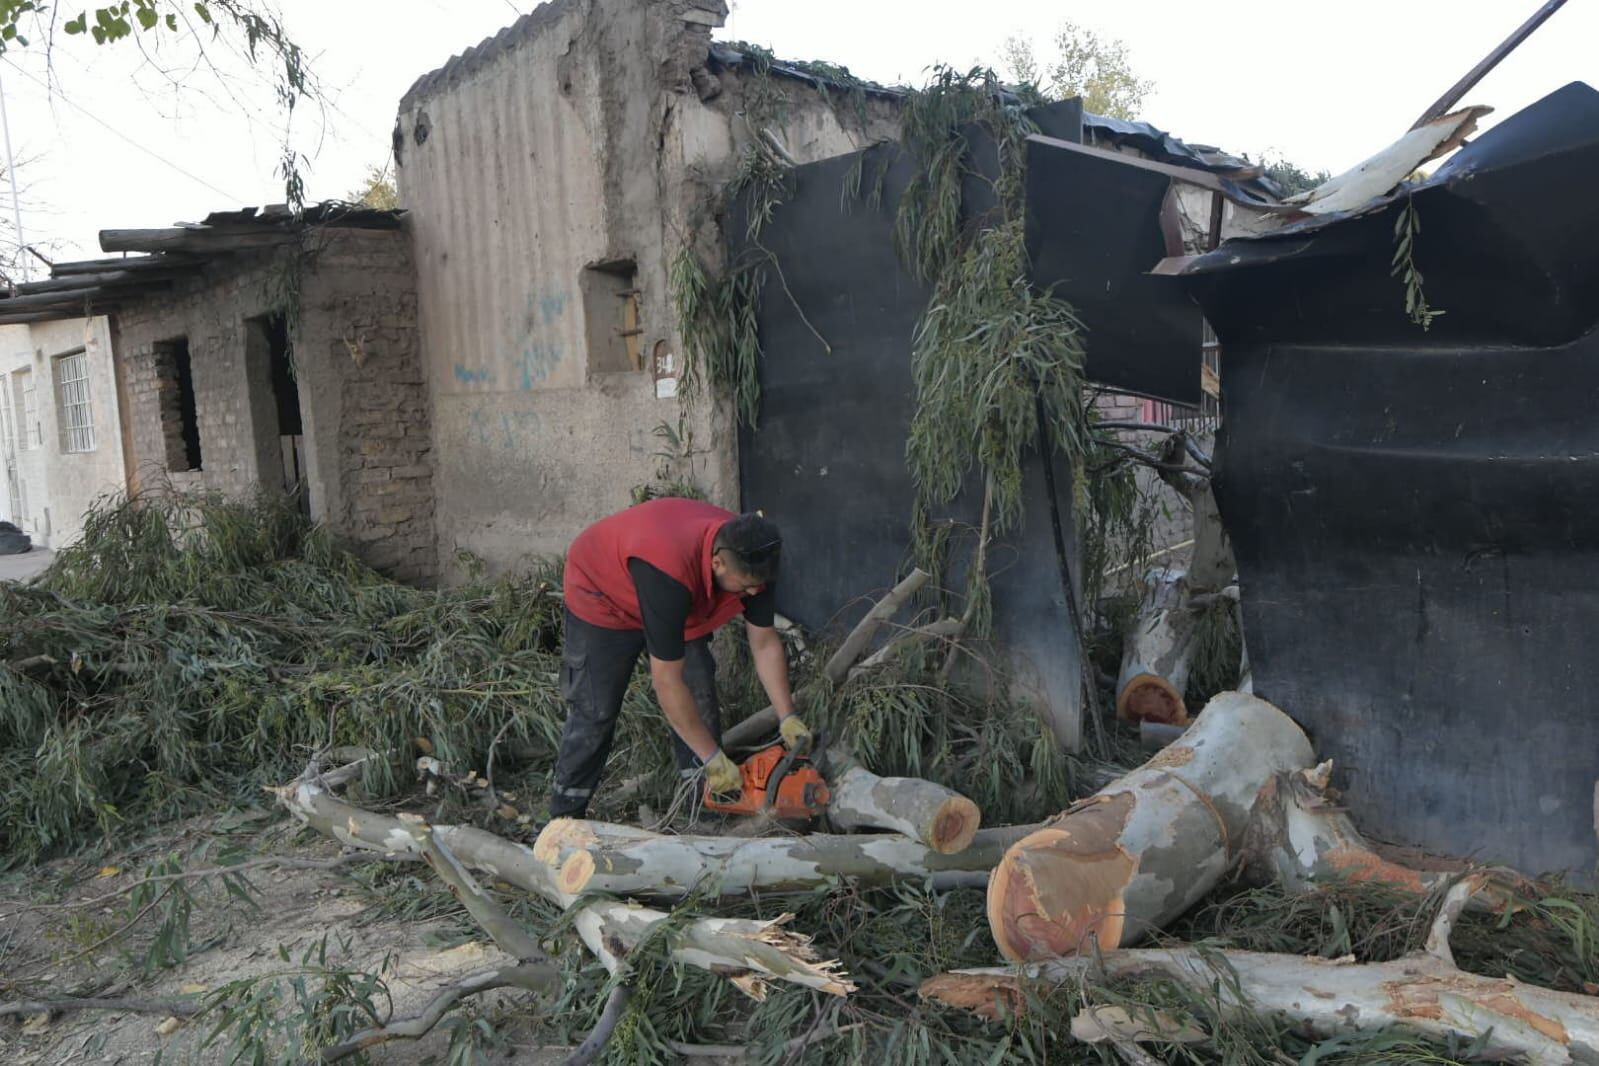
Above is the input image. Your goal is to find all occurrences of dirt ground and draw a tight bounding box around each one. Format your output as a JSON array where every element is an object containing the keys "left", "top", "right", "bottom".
[{"left": 0, "top": 809, "right": 571, "bottom": 1065}]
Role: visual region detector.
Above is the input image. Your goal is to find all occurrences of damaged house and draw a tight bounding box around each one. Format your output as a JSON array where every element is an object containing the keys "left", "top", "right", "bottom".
[{"left": 4, "top": 0, "right": 1593, "bottom": 889}]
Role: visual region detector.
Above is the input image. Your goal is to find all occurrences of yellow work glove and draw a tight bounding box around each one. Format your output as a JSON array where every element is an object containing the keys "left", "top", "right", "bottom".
[
  {"left": 778, "top": 714, "right": 813, "bottom": 754},
  {"left": 703, "top": 750, "right": 743, "bottom": 797}
]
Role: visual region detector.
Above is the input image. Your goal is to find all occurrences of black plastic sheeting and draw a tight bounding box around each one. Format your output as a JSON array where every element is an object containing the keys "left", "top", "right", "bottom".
[
  {"left": 733, "top": 102, "right": 1094, "bottom": 746},
  {"left": 1179, "top": 82, "right": 1599, "bottom": 880},
  {"left": 1024, "top": 137, "right": 1204, "bottom": 405}
]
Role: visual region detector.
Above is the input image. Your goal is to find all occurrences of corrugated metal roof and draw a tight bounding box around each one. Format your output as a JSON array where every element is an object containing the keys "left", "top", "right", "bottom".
[
  {"left": 399, "top": 0, "right": 581, "bottom": 113},
  {"left": 1, "top": 201, "right": 405, "bottom": 324}
]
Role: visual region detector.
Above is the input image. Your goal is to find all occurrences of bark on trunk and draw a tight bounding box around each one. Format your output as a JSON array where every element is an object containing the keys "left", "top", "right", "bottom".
[
  {"left": 925, "top": 882, "right": 1599, "bottom": 1066},
  {"left": 1115, "top": 568, "right": 1198, "bottom": 725},
  {"left": 987, "top": 692, "right": 1314, "bottom": 962},
  {"left": 270, "top": 776, "right": 853, "bottom": 999},
  {"left": 1240, "top": 761, "right": 1532, "bottom": 903},
  {"left": 1114, "top": 439, "right": 1239, "bottom": 726},
  {"left": 826, "top": 760, "right": 981, "bottom": 855},
  {"left": 534, "top": 819, "right": 1037, "bottom": 900}
]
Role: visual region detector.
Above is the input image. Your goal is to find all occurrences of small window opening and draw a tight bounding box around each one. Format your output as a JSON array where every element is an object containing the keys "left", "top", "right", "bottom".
[
  {"left": 156, "top": 337, "right": 202, "bottom": 472},
  {"left": 581, "top": 259, "right": 642, "bottom": 375}
]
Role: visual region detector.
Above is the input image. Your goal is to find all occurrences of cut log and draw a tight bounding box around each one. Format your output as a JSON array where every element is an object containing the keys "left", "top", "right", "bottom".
[
  {"left": 1113, "top": 435, "right": 1239, "bottom": 726},
  {"left": 826, "top": 760, "right": 980, "bottom": 854},
  {"left": 270, "top": 773, "right": 853, "bottom": 999},
  {"left": 925, "top": 881, "right": 1599, "bottom": 1066},
  {"left": 723, "top": 568, "right": 931, "bottom": 752},
  {"left": 1115, "top": 567, "right": 1198, "bottom": 725},
  {"left": 534, "top": 819, "right": 1036, "bottom": 900},
  {"left": 987, "top": 692, "right": 1313, "bottom": 962}
]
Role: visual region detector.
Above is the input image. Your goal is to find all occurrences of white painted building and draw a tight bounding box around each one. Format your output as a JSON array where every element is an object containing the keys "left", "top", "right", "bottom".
[{"left": 0, "top": 316, "right": 127, "bottom": 548}]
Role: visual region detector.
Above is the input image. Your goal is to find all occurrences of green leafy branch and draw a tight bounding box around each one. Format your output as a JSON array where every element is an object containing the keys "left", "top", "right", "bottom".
[{"left": 1392, "top": 197, "right": 1445, "bottom": 331}]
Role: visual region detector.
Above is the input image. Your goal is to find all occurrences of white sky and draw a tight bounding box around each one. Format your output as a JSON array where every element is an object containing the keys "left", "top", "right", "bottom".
[{"left": 4, "top": 0, "right": 1596, "bottom": 271}]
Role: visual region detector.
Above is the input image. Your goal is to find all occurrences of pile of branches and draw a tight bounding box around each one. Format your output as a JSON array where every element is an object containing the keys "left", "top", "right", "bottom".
[
  {"left": 10, "top": 496, "right": 1599, "bottom": 1066},
  {"left": 0, "top": 491, "right": 577, "bottom": 868}
]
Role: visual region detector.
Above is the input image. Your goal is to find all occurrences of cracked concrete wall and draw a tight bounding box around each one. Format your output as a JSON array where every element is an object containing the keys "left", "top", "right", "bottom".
[{"left": 395, "top": 0, "right": 898, "bottom": 581}]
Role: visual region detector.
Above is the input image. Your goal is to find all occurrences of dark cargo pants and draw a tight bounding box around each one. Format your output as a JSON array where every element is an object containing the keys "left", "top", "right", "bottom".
[{"left": 548, "top": 608, "right": 720, "bottom": 819}]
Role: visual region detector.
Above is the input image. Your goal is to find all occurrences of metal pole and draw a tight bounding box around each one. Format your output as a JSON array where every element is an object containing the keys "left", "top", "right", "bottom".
[
  {"left": 0, "top": 68, "right": 28, "bottom": 281},
  {"left": 1410, "top": 0, "right": 1571, "bottom": 129}
]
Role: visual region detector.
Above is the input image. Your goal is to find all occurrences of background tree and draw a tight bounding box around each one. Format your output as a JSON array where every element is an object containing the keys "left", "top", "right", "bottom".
[
  {"left": 1001, "top": 21, "right": 1153, "bottom": 120},
  {"left": 0, "top": 1, "right": 315, "bottom": 221},
  {"left": 347, "top": 164, "right": 398, "bottom": 210}
]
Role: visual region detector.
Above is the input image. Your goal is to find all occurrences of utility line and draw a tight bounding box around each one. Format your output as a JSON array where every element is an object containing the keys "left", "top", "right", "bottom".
[{"left": 3, "top": 58, "right": 242, "bottom": 204}]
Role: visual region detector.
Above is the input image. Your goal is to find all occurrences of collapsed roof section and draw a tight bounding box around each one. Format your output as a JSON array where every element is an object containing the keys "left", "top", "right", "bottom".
[
  {"left": 1171, "top": 81, "right": 1599, "bottom": 880},
  {"left": 706, "top": 42, "right": 1286, "bottom": 207},
  {"left": 0, "top": 204, "right": 404, "bottom": 326}
]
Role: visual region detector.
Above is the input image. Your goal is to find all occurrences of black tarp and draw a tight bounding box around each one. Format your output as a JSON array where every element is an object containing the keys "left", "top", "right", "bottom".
[
  {"left": 1177, "top": 83, "right": 1599, "bottom": 879},
  {"left": 733, "top": 104, "right": 1087, "bottom": 747},
  {"left": 733, "top": 101, "right": 1211, "bottom": 748}
]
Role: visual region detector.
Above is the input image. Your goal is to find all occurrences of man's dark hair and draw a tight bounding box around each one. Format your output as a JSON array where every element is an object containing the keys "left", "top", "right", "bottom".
[{"left": 714, "top": 513, "right": 782, "bottom": 584}]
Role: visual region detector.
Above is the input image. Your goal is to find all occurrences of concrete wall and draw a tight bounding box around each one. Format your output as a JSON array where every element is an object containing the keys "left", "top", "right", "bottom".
[
  {"left": 395, "top": 0, "right": 898, "bottom": 581},
  {"left": 114, "top": 229, "right": 438, "bottom": 583},
  {"left": 0, "top": 317, "right": 126, "bottom": 547}
]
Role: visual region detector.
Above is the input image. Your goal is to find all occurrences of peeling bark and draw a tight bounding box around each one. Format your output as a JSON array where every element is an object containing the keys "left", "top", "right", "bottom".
[
  {"left": 1115, "top": 568, "right": 1198, "bottom": 725},
  {"left": 270, "top": 775, "right": 854, "bottom": 999},
  {"left": 926, "top": 883, "right": 1599, "bottom": 1066},
  {"left": 987, "top": 692, "right": 1314, "bottom": 962},
  {"left": 825, "top": 760, "right": 981, "bottom": 854},
  {"left": 534, "top": 819, "right": 1036, "bottom": 900},
  {"left": 1241, "top": 761, "right": 1533, "bottom": 904}
]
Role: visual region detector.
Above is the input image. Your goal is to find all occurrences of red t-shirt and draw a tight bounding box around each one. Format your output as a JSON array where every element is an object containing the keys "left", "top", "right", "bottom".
[{"left": 564, "top": 498, "right": 751, "bottom": 641}]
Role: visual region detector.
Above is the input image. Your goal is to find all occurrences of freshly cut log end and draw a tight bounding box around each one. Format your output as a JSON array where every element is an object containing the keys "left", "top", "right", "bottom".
[
  {"left": 989, "top": 693, "right": 1315, "bottom": 964},
  {"left": 825, "top": 764, "right": 983, "bottom": 855},
  {"left": 987, "top": 796, "right": 1137, "bottom": 962},
  {"left": 932, "top": 797, "right": 981, "bottom": 856},
  {"left": 1115, "top": 673, "right": 1188, "bottom": 726},
  {"left": 559, "top": 851, "right": 597, "bottom": 895}
]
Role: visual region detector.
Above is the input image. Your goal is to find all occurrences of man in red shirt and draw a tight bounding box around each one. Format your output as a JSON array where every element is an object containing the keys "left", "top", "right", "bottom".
[{"left": 548, "top": 498, "right": 812, "bottom": 819}]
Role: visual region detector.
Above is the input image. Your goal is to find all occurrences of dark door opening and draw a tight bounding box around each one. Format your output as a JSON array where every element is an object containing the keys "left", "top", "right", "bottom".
[
  {"left": 246, "top": 312, "right": 308, "bottom": 514},
  {"left": 156, "top": 337, "right": 203, "bottom": 472}
]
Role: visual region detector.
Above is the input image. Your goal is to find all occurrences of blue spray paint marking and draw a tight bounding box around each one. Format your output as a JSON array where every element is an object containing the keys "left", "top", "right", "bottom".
[
  {"left": 468, "top": 407, "right": 542, "bottom": 453},
  {"left": 540, "top": 291, "right": 567, "bottom": 323},
  {"left": 454, "top": 363, "right": 494, "bottom": 385},
  {"left": 516, "top": 342, "right": 562, "bottom": 391},
  {"left": 512, "top": 289, "right": 569, "bottom": 391}
]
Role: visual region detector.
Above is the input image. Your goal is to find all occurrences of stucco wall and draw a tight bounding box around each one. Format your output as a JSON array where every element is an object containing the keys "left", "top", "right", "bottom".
[
  {"left": 0, "top": 317, "right": 125, "bottom": 547},
  {"left": 396, "top": 0, "right": 898, "bottom": 580},
  {"left": 113, "top": 230, "right": 438, "bottom": 582}
]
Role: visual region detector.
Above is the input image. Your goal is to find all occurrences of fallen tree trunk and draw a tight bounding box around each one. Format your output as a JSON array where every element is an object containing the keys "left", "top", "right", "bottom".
[
  {"left": 925, "top": 880, "right": 1599, "bottom": 1066},
  {"left": 271, "top": 773, "right": 853, "bottom": 999},
  {"left": 1241, "top": 761, "right": 1532, "bottom": 903},
  {"left": 987, "top": 692, "right": 1314, "bottom": 962},
  {"left": 534, "top": 819, "right": 1037, "bottom": 900},
  {"left": 1114, "top": 432, "right": 1238, "bottom": 725},
  {"left": 1115, "top": 567, "right": 1198, "bottom": 725},
  {"left": 826, "top": 760, "right": 980, "bottom": 854}
]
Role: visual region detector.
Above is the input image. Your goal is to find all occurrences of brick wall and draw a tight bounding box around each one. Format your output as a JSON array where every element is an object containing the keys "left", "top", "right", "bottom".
[{"left": 114, "top": 228, "right": 438, "bottom": 584}]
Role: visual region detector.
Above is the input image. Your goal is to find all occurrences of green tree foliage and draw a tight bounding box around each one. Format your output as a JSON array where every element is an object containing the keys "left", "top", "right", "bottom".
[
  {"left": 348, "top": 164, "right": 399, "bottom": 210},
  {"left": 0, "top": 1, "right": 314, "bottom": 206},
  {"left": 1001, "top": 21, "right": 1153, "bottom": 120}
]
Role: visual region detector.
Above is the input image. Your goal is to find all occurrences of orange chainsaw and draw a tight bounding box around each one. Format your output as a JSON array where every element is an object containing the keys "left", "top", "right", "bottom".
[{"left": 703, "top": 733, "right": 831, "bottom": 821}]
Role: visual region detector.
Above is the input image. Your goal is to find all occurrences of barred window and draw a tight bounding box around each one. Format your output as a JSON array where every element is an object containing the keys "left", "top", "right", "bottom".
[{"left": 53, "top": 350, "right": 95, "bottom": 453}]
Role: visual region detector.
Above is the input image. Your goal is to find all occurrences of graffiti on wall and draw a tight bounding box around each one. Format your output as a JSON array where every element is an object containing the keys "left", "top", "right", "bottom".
[{"left": 514, "top": 289, "right": 568, "bottom": 391}]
